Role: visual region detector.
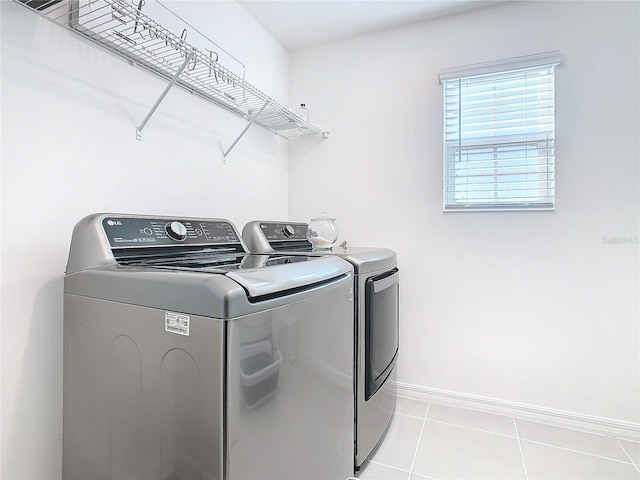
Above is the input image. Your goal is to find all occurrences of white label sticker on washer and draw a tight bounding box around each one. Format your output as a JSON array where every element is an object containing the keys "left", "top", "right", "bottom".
[{"left": 165, "top": 312, "right": 190, "bottom": 336}]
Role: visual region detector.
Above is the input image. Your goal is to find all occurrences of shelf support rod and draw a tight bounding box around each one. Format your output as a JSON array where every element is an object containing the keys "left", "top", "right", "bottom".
[
  {"left": 221, "top": 99, "right": 270, "bottom": 161},
  {"left": 136, "top": 50, "right": 195, "bottom": 140}
]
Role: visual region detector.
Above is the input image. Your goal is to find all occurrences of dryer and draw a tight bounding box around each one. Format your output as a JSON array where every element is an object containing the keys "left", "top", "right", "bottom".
[
  {"left": 63, "top": 213, "right": 355, "bottom": 480},
  {"left": 242, "top": 221, "right": 399, "bottom": 472}
]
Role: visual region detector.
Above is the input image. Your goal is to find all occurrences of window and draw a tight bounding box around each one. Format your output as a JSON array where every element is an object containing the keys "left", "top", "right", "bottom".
[{"left": 440, "top": 52, "right": 561, "bottom": 211}]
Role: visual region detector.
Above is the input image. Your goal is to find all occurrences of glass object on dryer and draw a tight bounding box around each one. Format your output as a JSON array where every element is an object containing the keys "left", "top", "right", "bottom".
[{"left": 307, "top": 212, "right": 338, "bottom": 250}]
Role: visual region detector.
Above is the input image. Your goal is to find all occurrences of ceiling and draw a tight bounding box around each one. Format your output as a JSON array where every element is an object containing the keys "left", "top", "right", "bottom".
[{"left": 237, "top": 0, "right": 502, "bottom": 51}]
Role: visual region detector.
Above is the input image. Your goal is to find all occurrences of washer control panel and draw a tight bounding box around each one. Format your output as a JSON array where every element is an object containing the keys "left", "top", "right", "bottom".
[
  {"left": 259, "top": 222, "right": 308, "bottom": 242},
  {"left": 102, "top": 216, "right": 239, "bottom": 248}
]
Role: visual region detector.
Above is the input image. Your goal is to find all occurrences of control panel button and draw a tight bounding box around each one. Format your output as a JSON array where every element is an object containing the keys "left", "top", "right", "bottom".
[
  {"left": 283, "top": 225, "right": 295, "bottom": 237},
  {"left": 165, "top": 221, "right": 188, "bottom": 241}
]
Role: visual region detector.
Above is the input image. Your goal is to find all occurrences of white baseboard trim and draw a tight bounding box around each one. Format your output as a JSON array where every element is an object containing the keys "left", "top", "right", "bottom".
[{"left": 394, "top": 381, "right": 640, "bottom": 442}]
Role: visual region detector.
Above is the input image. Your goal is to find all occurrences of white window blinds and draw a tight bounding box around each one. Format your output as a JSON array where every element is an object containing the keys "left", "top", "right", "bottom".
[{"left": 440, "top": 52, "right": 561, "bottom": 211}]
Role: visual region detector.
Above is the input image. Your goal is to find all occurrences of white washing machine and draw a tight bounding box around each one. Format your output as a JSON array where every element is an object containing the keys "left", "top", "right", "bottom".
[
  {"left": 242, "top": 221, "right": 399, "bottom": 472},
  {"left": 63, "top": 213, "right": 355, "bottom": 480}
]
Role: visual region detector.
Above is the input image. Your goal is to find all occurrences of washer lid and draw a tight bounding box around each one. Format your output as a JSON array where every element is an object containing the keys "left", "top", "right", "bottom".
[
  {"left": 117, "top": 252, "right": 351, "bottom": 299},
  {"left": 64, "top": 254, "right": 353, "bottom": 318},
  {"left": 111, "top": 251, "right": 349, "bottom": 297}
]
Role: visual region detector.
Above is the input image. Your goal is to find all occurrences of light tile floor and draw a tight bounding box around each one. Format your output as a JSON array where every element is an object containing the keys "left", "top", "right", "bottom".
[{"left": 355, "top": 398, "right": 640, "bottom": 480}]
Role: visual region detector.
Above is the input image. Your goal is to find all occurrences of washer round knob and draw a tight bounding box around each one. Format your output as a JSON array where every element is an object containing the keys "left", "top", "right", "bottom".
[
  {"left": 283, "top": 225, "right": 295, "bottom": 237},
  {"left": 165, "top": 221, "right": 188, "bottom": 241}
]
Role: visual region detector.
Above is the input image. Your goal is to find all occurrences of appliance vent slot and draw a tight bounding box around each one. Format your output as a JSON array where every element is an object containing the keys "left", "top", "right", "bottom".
[
  {"left": 113, "top": 244, "right": 245, "bottom": 265},
  {"left": 271, "top": 240, "right": 312, "bottom": 252}
]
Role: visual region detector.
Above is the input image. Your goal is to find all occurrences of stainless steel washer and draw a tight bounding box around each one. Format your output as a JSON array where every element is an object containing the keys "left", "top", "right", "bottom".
[
  {"left": 63, "top": 213, "right": 355, "bottom": 480},
  {"left": 242, "top": 221, "right": 399, "bottom": 472}
]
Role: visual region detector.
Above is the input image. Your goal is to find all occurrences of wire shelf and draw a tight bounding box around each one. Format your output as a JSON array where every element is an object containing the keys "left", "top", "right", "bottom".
[{"left": 16, "top": 0, "right": 328, "bottom": 147}]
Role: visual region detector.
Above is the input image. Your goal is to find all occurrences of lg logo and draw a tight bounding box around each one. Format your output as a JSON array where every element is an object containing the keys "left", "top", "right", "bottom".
[{"left": 106, "top": 220, "right": 122, "bottom": 226}]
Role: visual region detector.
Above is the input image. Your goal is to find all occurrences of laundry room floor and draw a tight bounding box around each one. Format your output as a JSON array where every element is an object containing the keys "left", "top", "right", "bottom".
[{"left": 356, "top": 397, "right": 640, "bottom": 480}]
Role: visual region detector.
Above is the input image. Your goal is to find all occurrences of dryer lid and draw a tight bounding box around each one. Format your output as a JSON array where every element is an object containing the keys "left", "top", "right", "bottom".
[{"left": 225, "top": 255, "right": 350, "bottom": 299}]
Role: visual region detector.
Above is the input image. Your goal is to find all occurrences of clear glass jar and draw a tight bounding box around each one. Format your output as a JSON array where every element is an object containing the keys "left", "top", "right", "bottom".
[{"left": 306, "top": 212, "right": 338, "bottom": 250}]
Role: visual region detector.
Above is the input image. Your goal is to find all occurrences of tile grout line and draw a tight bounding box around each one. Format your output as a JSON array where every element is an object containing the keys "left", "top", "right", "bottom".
[
  {"left": 615, "top": 438, "right": 640, "bottom": 474},
  {"left": 395, "top": 411, "right": 432, "bottom": 421},
  {"left": 513, "top": 418, "right": 529, "bottom": 480},
  {"left": 366, "top": 460, "right": 411, "bottom": 473},
  {"left": 425, "top": 399, "right": 635, "bottom": 441},
  {"left": 516, "top": 420, "right": 638, "bottom": 442},
  {"left": 407, "top": 401, "right": 431, "bottom": 479},
  {"left": 424, "top": 418, "right": 518, "bottom": 439},
  {"left": 520, "top": 438, "right": 639, "bottom": 465}
]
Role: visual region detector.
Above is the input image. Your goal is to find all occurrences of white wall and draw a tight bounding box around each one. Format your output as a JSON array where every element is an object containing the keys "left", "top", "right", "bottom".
[
  {"left": 289, "top": 1, "right": 639, "bottom": 426},
  {"left": 2, "top": 1, "right": 639, "bottom": 477},
  {"left": 0, "top": 1, "right": 289, "bottom": 478}
]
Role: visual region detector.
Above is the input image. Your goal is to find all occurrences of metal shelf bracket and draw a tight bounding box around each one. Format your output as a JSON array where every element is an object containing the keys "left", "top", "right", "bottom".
[
  {"left": 136, "top": 50, "right": 195, "bottom": 141},
  {"left": 221, "top": 99, "right": 270, "bottom": 162}
]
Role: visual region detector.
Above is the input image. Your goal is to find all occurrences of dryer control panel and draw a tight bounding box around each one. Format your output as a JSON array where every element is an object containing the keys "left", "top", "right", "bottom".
[
  {"left": 102, "top": 216, "right": 240, "bottom": 248},
  {"left": 258, "top": 222, "right": 308, "bottom": 242},
  {"left": 242, "top": 221, "right": 313, "bottom": 253}
]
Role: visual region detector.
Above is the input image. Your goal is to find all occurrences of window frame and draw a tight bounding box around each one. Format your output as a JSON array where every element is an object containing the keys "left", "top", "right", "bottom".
[{"left": 440, "top": 52, "right": 561, "bottom": 213}]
